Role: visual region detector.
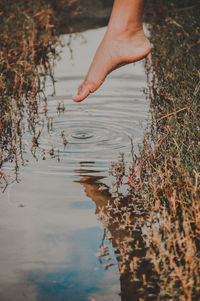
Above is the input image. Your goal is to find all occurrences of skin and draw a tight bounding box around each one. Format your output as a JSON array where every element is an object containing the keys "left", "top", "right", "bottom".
[{"left": 72, "top": 0, "right": 151, "bottom": 102}]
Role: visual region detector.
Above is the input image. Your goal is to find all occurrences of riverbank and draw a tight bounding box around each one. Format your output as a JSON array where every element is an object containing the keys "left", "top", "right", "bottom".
[
  {"left": 0, "top": 0, "right": 62, "bottom": 184},
  {"left": 111, "top": 1, "right": 200, "bottom": 299},
  {"left": 0, "top": 1, "right": 199, "bottom": 299},
  {"left": 0, "top": 0, "right": 113, "bottom": 185}
]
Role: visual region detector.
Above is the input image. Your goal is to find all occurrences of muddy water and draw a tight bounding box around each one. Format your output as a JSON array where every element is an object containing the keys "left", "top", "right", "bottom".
[{"left": 0, "top": 28, "right": 150, "bottom": 301}]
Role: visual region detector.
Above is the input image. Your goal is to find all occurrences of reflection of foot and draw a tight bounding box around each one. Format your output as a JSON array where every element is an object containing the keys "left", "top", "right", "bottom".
[
  {"left": 75, "top": 175, "right": 110, "bottom": 209},
  {"left": 72, "top": 29, "right": 151, "bottom": 102}
]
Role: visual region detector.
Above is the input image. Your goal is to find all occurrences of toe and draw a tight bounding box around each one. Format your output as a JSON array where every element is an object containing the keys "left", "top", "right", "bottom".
[
  {"left": 72, "top": 79, "right": 104, "bottom": 102},
  {"left": 72, "top": 83, "right": 90, "bottom": 102}
]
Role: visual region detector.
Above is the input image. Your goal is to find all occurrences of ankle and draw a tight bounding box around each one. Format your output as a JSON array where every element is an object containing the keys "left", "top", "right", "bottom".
[{"left": 106, "top": 24, "right": 144, "bottom": 40}]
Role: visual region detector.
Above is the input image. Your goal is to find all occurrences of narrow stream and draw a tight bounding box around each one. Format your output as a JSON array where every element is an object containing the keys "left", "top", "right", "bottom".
[{"left": 0, "top": 28, "right": 151, "bottom": 301}]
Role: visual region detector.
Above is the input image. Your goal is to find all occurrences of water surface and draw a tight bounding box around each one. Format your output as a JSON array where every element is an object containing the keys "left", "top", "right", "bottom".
[{"left": 0, "top": 28, "right": 151, "bottom": 301}]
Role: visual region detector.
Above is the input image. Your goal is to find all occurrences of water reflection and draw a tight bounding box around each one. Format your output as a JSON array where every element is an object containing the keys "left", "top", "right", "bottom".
[
  {"left": 75, "top": 171, "right": 159, "bottom": 301},
  {"left": 0, "top": 167, "right": 120, "bottom": 301},
  {"left": 0, "top": 27, "right": 150, "bottom": 301}
]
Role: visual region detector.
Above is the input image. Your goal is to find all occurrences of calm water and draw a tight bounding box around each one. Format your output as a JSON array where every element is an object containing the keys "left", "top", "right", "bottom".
[{"left": 0, "top": 28, "right": 152, "bottom": 301}]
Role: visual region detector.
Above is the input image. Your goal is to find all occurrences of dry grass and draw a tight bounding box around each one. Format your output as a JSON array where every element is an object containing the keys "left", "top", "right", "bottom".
[
  {"left": 0, "top": 0, "right": 78, "bottom": 185},
  {"left": 110, "top": 1, "right": 200, "bottom": 299}
]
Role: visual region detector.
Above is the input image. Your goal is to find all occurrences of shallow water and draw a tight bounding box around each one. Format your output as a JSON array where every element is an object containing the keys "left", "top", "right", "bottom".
[{"left": 0, "top": 28, "right": 151, "bottom": 301}]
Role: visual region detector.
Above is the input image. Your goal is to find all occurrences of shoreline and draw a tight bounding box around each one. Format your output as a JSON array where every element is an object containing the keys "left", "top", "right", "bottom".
[
  {"left": 0, "top": 1, "right": 199, "bottom": 299},
  {"left": 120, "top": 1, "right": 200, "bottom": 299}
]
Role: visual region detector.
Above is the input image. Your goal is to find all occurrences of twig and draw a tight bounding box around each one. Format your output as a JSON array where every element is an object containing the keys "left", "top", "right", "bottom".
[
  {"left": 0, "top": 157, "right": 8, "bottom": 187},
  {"left": 194, "top": 72, "right": 200, "bottom": 96},
  {"left": 166, "top": 17, "right": 189, "bottom": 37},
  {"left": 194, "top": 81, "right": 200, "bottom": 96},
  {"left": 124, "top": 128, "right": 169, "bottom": 185},
  {"left": 176, "top": 5, "right": 198, "bottom": 12},
  {"left": 0, "top": 169, "right": 8, "bottom": 185},
  {"left": 156, "top": 104, "right": 200, "bottom": 122},
  {"left": 156, "top": 107, "right": 188, "bottom": 122}
]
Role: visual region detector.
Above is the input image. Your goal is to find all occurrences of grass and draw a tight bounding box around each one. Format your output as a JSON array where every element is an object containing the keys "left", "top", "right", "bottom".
[
  {"left": 110, "top": 0, "right": 200, "bottom": 299},
  {"left": 0, "top": 0, "right": 199, "bottom": 298},
  {"left": 0, "top": 0, "right": 77, "bottom": 184}
]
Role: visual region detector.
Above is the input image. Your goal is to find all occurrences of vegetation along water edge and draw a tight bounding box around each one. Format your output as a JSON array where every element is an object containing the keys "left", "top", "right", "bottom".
[
  {"left": 0, "top": 0, "right": 199, "bottom": 299},
  {"left": 111, "top": 1, "right": 200, "bottom": 299}
]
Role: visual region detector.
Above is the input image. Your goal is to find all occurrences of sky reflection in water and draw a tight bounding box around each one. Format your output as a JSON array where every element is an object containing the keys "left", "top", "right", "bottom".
[{"left": 0, "top": 27, "right": 150, "bottom": 301}]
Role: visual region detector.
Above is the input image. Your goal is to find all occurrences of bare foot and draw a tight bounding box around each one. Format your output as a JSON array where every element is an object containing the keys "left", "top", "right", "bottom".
[{"left": 72, "top": 29, "right": 151, "bottom": 102}]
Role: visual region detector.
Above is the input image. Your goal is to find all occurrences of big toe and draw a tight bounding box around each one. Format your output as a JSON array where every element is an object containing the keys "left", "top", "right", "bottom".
[
  {"left": 72, "top": 83, "right": 91, "bottom": 102},
  {"left": 73, "top": 77, "right": 106, "bottom": 102}
]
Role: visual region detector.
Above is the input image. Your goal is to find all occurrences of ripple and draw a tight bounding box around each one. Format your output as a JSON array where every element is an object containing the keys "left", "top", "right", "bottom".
[
  {"left": 71, "top": 130, "right": 94, "bottom": 140},
  {"left": 40, "top": 112, "right": 141, "bottom": 158},
  {"left": 24, "top": 41, "right": 150, "bottom": 172}
]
